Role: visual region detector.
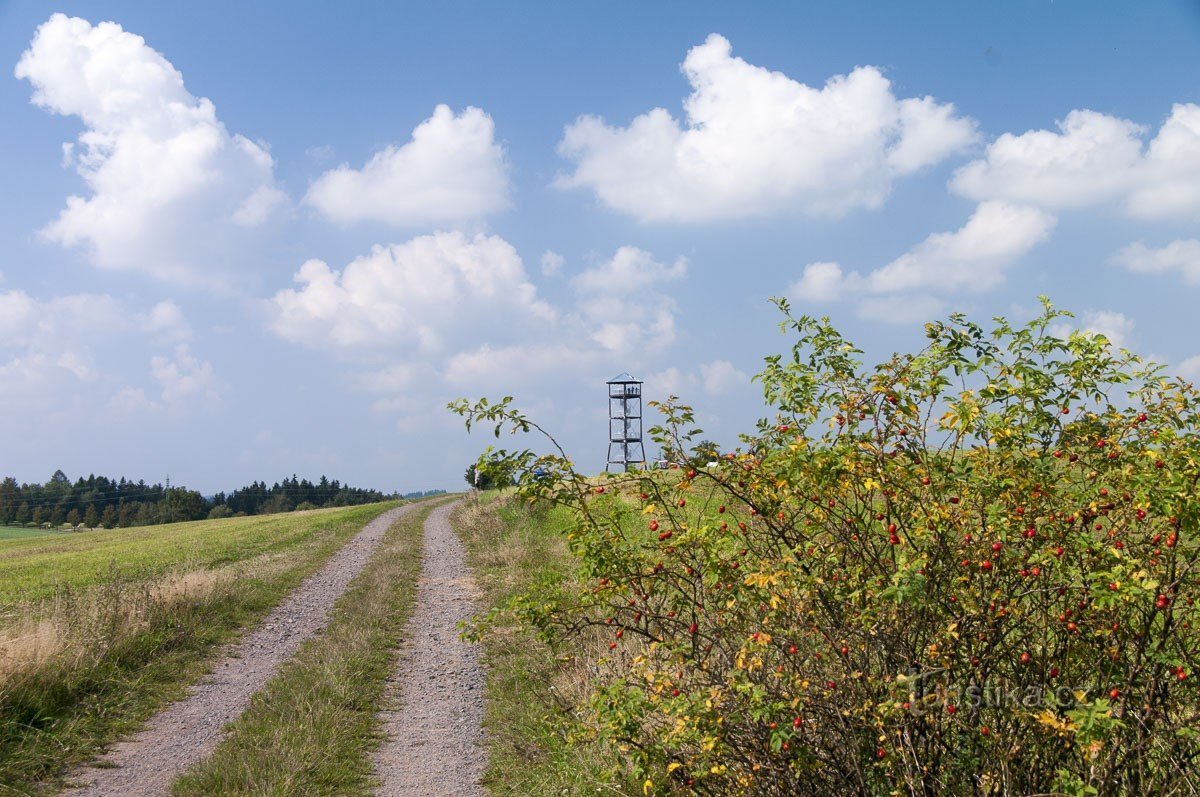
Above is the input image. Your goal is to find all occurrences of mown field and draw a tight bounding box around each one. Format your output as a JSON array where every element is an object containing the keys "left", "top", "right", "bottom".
[
  {"left": 0, "top": 501, "right": 401, "bottom": 794},
  {"left": 0, "top": 505, "right": 393, "bottom": 603},
  {"left": 0, "top": 527, "right": 62, "bottom": 542}
]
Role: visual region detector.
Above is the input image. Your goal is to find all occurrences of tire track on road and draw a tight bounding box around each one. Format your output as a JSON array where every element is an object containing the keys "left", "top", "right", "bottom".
[{"left": 373, "top": 499, "right": 487, "bottom": 796}]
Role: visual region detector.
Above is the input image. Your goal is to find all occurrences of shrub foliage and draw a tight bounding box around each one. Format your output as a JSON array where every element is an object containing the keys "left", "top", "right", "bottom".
[{"left": 451, "top": 299, "right": 1200, "bottom": 796}]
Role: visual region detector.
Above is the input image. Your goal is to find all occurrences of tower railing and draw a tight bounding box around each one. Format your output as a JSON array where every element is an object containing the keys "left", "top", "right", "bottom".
[{"left": 606, "top": 373, "right": 646, "bottom": 471}]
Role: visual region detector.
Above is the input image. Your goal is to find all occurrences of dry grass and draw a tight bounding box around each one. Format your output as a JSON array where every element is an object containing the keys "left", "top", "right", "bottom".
[
  {"left": 0, "top": 530, "right": 330, "bottom": 684},
  {"left": 0, "top": 566, "right": 229, "bottom": 679}
]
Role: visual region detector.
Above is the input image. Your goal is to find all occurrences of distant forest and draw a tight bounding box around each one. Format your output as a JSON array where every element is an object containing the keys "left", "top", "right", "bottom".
[{"left": 0, "top": 470, "right": 426, "bottom": 529}]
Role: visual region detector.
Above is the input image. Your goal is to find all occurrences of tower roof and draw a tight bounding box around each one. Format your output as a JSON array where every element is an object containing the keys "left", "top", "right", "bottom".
[{"left": 607, "top": 372, "right": 640, "bottom": 384}]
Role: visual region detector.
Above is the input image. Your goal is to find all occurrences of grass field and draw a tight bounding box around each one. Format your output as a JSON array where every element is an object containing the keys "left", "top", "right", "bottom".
[
  {"left": 0, "top": 527, "right": 64, "bottom": 542},
  {"left": 0, "top": 505, "right": 396, "bottom": 604},
  {"left": 454, "top": 494, "right": 626, "bottom": 796},
  {"left": 0, "top": 501, "right": 401, "bottom": 794}
]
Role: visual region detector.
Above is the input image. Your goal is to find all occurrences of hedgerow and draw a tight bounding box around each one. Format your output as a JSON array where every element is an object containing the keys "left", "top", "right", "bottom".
[{"left": 452, "top": 299, "right": 1200, "bottom": 796}]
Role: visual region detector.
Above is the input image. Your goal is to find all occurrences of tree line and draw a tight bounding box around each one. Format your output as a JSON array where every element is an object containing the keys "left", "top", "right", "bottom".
[{"left": 0, "top": 470, "right": 398, "bottom": 530}]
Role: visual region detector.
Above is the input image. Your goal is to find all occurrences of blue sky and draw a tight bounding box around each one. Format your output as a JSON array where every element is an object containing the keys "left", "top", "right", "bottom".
[{"left": 2, "top": 1, "right": 1199, "bottom": 493}]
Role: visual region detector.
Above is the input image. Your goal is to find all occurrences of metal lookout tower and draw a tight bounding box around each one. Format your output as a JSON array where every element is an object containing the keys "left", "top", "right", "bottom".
[{"left": 606, "top": 372, "right": 646, "bottom": 471}]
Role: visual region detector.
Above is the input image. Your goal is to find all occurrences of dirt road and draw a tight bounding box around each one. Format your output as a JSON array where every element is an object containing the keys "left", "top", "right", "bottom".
[
  {"left": 64, "top": 503, "right": 421, "bottom": 797},
  {"left": 372, "top": 499, "right": 487, "bottom": 796}
]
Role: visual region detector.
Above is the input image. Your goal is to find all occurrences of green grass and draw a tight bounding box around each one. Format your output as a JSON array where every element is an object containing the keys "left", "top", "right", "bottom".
[
  {"left": 0, "top": 501, "right": 400, "bottom": 796},
  {"left": 0, "top": 505, "right": 392, "bottom": 604},
  {"left": 454, "top": 494, "right": 628, "bottom": 796},
  {"left": 171, "top": 498, "right": 447, "bottom": 796},
  {"left": 0, "top": 527, "right": 64, "bottom": 542}
]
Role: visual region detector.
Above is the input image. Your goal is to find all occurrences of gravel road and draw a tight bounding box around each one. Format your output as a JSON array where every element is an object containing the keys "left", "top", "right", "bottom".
[
  {"left": 373, "top": 499, "right": 487, "bottom": 796},
  {"left": 64, "top": 503, "right": 420, "bottom": 797}
]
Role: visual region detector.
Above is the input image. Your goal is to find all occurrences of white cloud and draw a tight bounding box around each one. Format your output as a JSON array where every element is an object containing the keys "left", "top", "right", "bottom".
[
  {"left": 698, "top": 360, "right": 747, "bottom": 395},
  {"left": 1178, "top": 356, "right": 1200, "bottom": 383},
  {"left": 150, "top": 344, "right": 224, "bottom": 409},
  {"left": 267, "top": 237, "right": 692, "bottom": 425},
  {"left": 855, "top": 294, "right": 946, "bottom": 325},
  {"left": 304, "top": 105, "right": 508, "bottom": 227},
  {"left": 864, "top": 202, "right": 1055, "bottom": 293},
  {"left": 951, "top": 104, "right": 1200, "bottom": 219},
  {"left": 556, "top": 33, "right": 977, "bottom": 222},
  {"left": 1111, "top": 239, "right": 1200, "bottom": 285},
  {"left": 790, "top": 261, "right": 850, "bottom": 302},
  {"left": 790, "top": 202, "right": 1055, "bottom": 321},
  {"left": 571, "top": 247, "right": 687, "bottom": 354},
  {"left": 444, "top": 343, "right": 588, "bottom": 389},
  {"left": 540, "top": 250, "right": 565, "bottom": 277},
  {"left": 1049, "top": 310, "right": 1135, "bottom": 350},
  {"left": 0, "top": 289, "right": 123, "bottom": 351},
  {"left": 267, "top": 231, "right": 554, "bottom": 352},
  {"left": 356, "top": 363, "right": 425, "bottom": 394},
  {"left": 645, "top": 367, "right": 698, "bottom": 400},
  {"left": 138, "top": 300, "right": 192, "bottom": 341},
  {"left": 111, "top": 345, "right": 224, "bottom": 414},
  {"left": 15, "top": 14, "right": 285, "bottom": 286},
  {"left": 1078, "top": 310, "right": 1135, "bottom": 350},
  {"left": 0, "top": 353, "right": 96, "bottom": 411},
  {"left": 573, "top": 247, "right": 687, "bottom": 294},
  {"left": 0, "top": 289, "right": 213, "bottom": 415}
]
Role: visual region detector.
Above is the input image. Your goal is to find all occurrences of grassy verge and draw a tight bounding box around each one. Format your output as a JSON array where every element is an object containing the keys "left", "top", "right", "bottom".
[
  {"left": 0, "top": 501, "right": 399, "bottom": 795},
  {"left": 454, "top": 494, "right": 628, "bottom": 796},
  {"left": 171, "top": 498, "right": 446, "bottom": 796}
]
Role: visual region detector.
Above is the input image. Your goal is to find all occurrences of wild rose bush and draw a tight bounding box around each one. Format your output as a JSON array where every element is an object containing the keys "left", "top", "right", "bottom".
[{"left": 451, "top": 300, "right": 1200, "bottom": 796}]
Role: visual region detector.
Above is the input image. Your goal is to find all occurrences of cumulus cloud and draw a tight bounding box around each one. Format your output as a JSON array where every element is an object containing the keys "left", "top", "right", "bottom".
[
  {"left": 1050, "top": 310, "right": 1136, "bottom": 350},
  {"left": 0, "top": 289, "right": 214, "bottom": 414},
  {"left": 444, "top": 343, "right": 587, "bottom": 389},
  {"left": 951, "top": 104, "right": 1200, "bottom": 219},
  {"left": 151, "top": 344, "right": 224, "bottom": 408},
  {"left": 267, "top": 236, "right": 692, "bottom": 429},
  {"left": 109, "top": 345, "right": 224, "bottom": 414},
  {"left": 269, "top": 236, "right": 687, "bottom": 363},
  {"left": 645, "top": 366, "right": 698, "bottom": 399},
  {"left": 1078, "top": 310, "right": 1135, "bottom": 350},
  {"left": 854, "top": 294, "right": 946, "bottom": 325},
  {"left": 1178, "top": 356, "right": 1200, "bottom": 383},
  {"left": 789, "top": 261, "right": 847, "bottom": 301},
  {"left": 15, "top": 14, "right": 285, "bottom": 286},
  {"left": 556, "top": 33, "right": 977, "bottom": 222},
  {"left": 863, "top": 202, "right": 1055, "bottom": 293},
  {"left": 267, "top": 231, "right": 553, "bottom": 352},
  {"left": 571, "top": 247, "right": 687, "bottom": 354},
  {"left": 304, "top": 105, "right": 508, "bottom": 227},
  {"left": 0, "top": 290, "right": 123, "bottom": 352},
  {"left": 1111, "top": 239, "right": 1200, "bottom": 285},
  {"left": 790, "top": 202, "right": 1055, "bottom": 321},
  {"left": 540, "top": 250, "right": 565, "bottom": 277},
  {"left": 698, "top": 360, "right": 747, "bottom": 395},
  {"left": 137, "top": 299, "right": 192, "bottom": 341}
]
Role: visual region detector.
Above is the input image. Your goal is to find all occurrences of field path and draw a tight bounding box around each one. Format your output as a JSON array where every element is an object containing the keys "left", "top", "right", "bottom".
[
  {"left": 64, "top": 503, "right": 420, "bottom": 797},
  {"left": 373, "top": 499, "right": 487, "bottom": 796}
]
